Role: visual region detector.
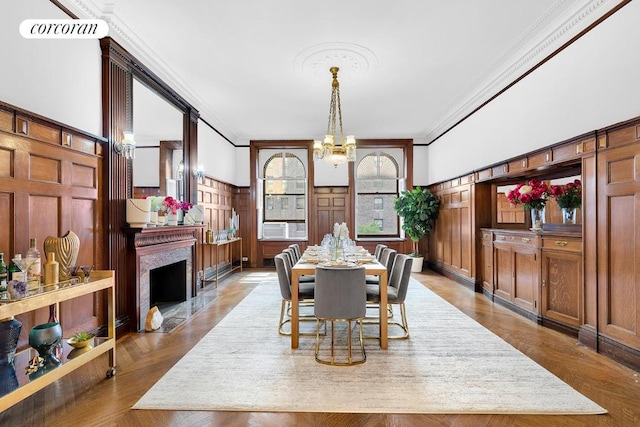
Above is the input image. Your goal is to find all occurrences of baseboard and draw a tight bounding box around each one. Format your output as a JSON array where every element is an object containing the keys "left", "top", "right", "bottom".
[
  {"left": 598, "top": 334, "right": 640, "bottom": 372},
  {"left": 426, "top": 262, "right": 481, "bottom": 292},
  {"left": 541, "top": 317, "right": 579, "bottom": 338}
]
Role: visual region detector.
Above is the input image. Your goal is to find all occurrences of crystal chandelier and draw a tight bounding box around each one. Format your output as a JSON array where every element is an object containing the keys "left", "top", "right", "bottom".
[{"left": 313, "top": 67, "right": 356, "bottom": 168}]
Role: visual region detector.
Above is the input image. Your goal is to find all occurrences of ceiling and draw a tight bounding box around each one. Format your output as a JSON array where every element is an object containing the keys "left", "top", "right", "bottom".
[{"left": 59, "top": 0, "right": 618, "bottom": 146}]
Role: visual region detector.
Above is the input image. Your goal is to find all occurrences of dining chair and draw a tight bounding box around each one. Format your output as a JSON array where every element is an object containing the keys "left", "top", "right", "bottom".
[
  {"left": 374, "top": 244, "right": 388, "bottom": 261},
  {"left": 282, "top": 247, "right": 314, "bottom": 283},
  {"left": 275, "top": 253, "right": 315, "bottom": 336},
  {"left": 366, "top": 247, "right": 396, "bottom": 284},
  {"left": 314, "top": 265, "right": 367, "bottom": 366},
  {"left": 288, "top": 243, "right": 302, "bottom": 261},
  {"left": 366, "top": 253, "right": 413, "bottom": 339},
  {"left": 283, "top": 247, "right": 299, "bottom": 264}
]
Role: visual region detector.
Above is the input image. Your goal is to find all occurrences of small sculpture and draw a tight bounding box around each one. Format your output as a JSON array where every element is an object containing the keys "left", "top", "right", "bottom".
[
  {"left": 44, "top": 230, "right": 80, "bottom": 281},
  {"left": 145, "top": 306, "right": 163, "bottom": 332}
]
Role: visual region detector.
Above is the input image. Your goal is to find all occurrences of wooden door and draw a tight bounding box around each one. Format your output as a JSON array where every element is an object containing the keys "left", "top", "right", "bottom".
[
  {"left": 481, "top": 231, "right": 493, "bottom": 294},
  {"left": 493, "top": 242, "right": 512, "bottom": 301},
  {"left": 512, "top": 245, "right": 538, "bottom": 313},
  {"left": 541, "top": 247, "right": 582, "bottom": 327}
]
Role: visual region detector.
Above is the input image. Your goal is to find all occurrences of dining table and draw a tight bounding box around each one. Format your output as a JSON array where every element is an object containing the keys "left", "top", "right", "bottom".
[{"left": 290, "top": 248, "right": 389, "bottom": 350}]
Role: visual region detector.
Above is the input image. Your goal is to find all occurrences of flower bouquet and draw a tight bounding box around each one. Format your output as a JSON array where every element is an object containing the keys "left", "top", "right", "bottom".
[
  {"left": 549, "top": 179, "right": 581, "bottom": 223},
  {"left": 549, "top": 179, "right": 581, "bottom": 209},
  {"left": 506, "top": 179, "right": 549, "bottom": 230},
  {"left": 506, "top": 179, "right": 549, "bottom": 210}
]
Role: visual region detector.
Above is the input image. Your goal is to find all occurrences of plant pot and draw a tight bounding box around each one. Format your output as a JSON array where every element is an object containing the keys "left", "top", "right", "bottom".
[{"left": 410, "top": 256, "right": 424, "bottom": 273}]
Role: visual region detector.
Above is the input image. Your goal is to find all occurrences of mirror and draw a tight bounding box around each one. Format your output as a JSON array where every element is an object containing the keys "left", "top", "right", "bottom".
[
  {"left": 132, "top": 78, "right": 185, "bottom": 200},
  {"left": 495, "top": 174, "right": 582, "bottom": 227}
]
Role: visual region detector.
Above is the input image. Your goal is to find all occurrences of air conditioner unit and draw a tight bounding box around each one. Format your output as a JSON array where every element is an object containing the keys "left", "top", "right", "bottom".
[{"left": 262, "top": 222, "right": 288, "bottom": 239}]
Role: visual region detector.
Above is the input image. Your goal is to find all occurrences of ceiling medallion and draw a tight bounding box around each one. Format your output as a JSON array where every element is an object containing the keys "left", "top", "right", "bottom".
[{"left": 293, "top": 42, "right": 378, "bottom": 80}]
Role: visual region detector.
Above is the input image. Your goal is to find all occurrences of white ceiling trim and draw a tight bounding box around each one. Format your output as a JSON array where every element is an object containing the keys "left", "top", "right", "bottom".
[
  {"left": 58, "top": 0, "right": 620, "bottom": 145},
  {"left": 57, "top": 0, "right": 239, "bottom": 142},
  {"left": 423, "top": 0, "right": 619, "bottom": 142}
]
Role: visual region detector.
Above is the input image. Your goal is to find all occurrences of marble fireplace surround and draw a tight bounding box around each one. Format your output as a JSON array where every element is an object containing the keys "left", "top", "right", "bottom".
[{"left": 128, "top": 226, "right": 203, "bottom": 331}]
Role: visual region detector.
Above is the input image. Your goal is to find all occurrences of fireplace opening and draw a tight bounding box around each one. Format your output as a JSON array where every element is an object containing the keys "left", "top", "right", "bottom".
[{"left": 150, "top": 260, "right": 187, "bottom": 306}]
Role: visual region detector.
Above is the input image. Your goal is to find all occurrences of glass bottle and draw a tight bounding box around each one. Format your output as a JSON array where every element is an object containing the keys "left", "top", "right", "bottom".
[
  {"left": 206, "top": 225, "right": 214, "bottom": 244},
  {"left": 0, "top": 253, "right": 7, "bottom": 296},
  {"left": 8, "top": 254, "right": 22, "bottom": 281},
  {"left": 25, "top": 238, "right": 42, "bottom": 290}
]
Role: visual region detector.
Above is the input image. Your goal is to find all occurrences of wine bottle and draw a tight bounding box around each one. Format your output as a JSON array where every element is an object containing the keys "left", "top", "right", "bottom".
[
  {"left": 0, "top": 252, "right": 7, "bottom": 295},
  {"left": 25, "top": 238, "right": 42, "bottom": 290},
  {"left": 9, "top": 254, "right": 22, "bottom": 281}
]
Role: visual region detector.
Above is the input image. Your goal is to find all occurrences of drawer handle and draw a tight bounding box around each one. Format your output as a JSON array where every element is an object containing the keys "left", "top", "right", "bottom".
[
  {"left": 521, "top": 238, "right": 530, "bottom": 243},
  {"left": 555, "top": 241, "right": 568, "bottom": 247}
]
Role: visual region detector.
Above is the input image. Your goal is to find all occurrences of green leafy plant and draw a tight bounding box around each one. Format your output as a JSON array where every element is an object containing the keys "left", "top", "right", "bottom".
[
  {"left": 394, "top": 186, "right": 440, "bottom": 257},
  {"left": 72, "top": 331, "right": 94, "bottom": 342}
]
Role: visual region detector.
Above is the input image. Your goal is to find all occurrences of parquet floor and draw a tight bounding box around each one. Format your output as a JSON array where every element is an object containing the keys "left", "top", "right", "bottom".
[{"left": 1, "top": 268, "right": 639, "bottom": 427}]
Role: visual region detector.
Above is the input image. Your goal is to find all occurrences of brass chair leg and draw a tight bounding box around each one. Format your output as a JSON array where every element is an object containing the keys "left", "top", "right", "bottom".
[{"left": 315, "top": 317, "right": 366, "bottom": 366}]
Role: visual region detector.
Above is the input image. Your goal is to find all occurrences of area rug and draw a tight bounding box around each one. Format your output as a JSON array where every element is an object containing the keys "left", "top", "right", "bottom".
[{"left": 132, "top": 278, "right": 607, "bottom": 414}]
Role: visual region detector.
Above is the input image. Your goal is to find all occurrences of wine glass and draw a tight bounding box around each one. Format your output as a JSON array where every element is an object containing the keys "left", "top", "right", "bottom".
[
  {"left": 79, "top": 265, "right": 93, "bottom": 283},
  {"left": 11, "top": 257, "right": 36, "bottom": 283}
]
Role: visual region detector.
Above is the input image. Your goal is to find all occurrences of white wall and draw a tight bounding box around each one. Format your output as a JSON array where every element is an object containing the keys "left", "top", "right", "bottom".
[
  {"left": 0, "top": 0, "right": 102, "bottom": 136},
  {"left": 198, "top": 122, "right": 236, "bottom": 184},
  {"left": 426, "top": 1, "right": 640, "bottom": 184}
]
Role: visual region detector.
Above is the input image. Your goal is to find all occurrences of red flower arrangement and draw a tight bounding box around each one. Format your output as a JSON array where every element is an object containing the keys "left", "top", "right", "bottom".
[
  {"left": 163, "top": 196, "right": 181, "bottom": 214},
  {"left": 549, "top": 179, "right": 581, "bottom": 209},
  {"left": 179, "top": 200, "right": 193, "bottom": 212},
  {"left": 506, "top": 179, "right": 549, "bottom": 210}
]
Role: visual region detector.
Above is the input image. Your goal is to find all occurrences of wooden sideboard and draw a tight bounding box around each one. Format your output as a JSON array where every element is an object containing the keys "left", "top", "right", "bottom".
[{"left": 481, "top": 228, "right": 583, "bottom": 335}]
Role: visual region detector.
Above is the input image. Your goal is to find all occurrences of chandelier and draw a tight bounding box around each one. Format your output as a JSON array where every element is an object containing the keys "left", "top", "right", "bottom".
[{"left": 313, "top": 67, "right": 356, "bottom": 168}]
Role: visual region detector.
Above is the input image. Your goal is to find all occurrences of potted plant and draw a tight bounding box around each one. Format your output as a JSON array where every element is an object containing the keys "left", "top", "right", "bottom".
[{"left": 394, "top": 186, "right": 440, "bottom": 272}]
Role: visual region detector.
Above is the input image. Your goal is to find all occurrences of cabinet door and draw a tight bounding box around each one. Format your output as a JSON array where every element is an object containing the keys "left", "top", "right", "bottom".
[
  {"left": 512, "top": 246, "right": 539, "bottom": 313},
  {"left": 541, "top": 250, "right": 583, "bottom": 327},
  {"left": 493, "top": 242, "right": 512, "bottom": 301},
  {"left": 482, "top": 240, "right": 493, "bottom": 293}
]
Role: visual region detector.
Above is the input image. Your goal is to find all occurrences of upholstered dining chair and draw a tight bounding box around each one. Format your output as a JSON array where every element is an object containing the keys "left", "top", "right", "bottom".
[
  {"left": 283, "top": 247, "right": 299, "bottom": 264},
  {"left": 314, "top": 265, "right": 367, "bottom": 366},
  {"left": 282, "top": 247, "right": 314, "bottom": 283},
  {"left": 288, "top": 243, "right": 302, "bottom": 261},
  {"left": 275, "top": 253, "right": 315, "bottom": 336},
  {"left": 366, "top": 247, "right": 396, "bottom": 285},
  {"left": 366, "top": 253, "right": 413, "bottom": 339},
  {"left": 374, "top": 244, "right": 388, "bottom": 261}
]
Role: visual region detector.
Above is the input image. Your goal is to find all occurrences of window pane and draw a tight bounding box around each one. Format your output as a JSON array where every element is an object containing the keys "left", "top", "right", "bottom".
[
  {"left": 262, "top": 152, "right": 307, "bottom": 238},
  {"left": 356, "top": 151, "right": 400, "bottom": 237},
  {"left": 357, "top": 194, "right": 398, "bottom": 235}
]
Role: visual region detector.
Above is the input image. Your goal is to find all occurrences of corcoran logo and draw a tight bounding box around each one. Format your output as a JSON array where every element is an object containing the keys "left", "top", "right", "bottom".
[{"left": 20, "top": 19, "right": 109, "bottom": 39}]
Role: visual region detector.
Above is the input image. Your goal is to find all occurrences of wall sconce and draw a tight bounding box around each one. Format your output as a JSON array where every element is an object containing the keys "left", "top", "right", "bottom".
[
  {"left": 176, "top": 160, "right": 184, "bottom": 180},
  {"left": 195, "top": 165, "right": 205, "bottom": 181},
  {"left": 114, "top": 131, "right": 136, "bottom": 159}
]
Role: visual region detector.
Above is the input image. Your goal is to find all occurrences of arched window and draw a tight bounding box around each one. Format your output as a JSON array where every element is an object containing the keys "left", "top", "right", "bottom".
[
  {"left": 356, "top": 151, "right": 400, "bottom": 237},
  {"left": 261, "top": 152, "right": 307, "bottom": 238}
]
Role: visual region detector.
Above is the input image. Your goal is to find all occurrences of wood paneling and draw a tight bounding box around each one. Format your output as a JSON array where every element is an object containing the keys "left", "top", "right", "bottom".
[
  {"left": 197, "top": 177, "right": 239, "bottom": 281},
  {"left": 0, "top": 103, "right": 104, "bottom": 352},
  {"left": 597, "top": 139, "right": 640, "bottom": 358}
]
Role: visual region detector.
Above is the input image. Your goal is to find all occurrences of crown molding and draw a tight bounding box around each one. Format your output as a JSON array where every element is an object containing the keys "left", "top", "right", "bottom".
[
  {"left": 423, "top": 0, "right": 620, "bottom": 143},
  {"left": 55, "top": 0, "right": 238, "bottom": 142}
]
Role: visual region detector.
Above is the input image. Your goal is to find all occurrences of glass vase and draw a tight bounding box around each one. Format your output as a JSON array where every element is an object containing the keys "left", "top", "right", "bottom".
[
  {"left": 562, "top": 207, "right": 577, "bottom": 224},
  {"left": 530, "top": 207, "right": 545, "bottom": 231}
]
